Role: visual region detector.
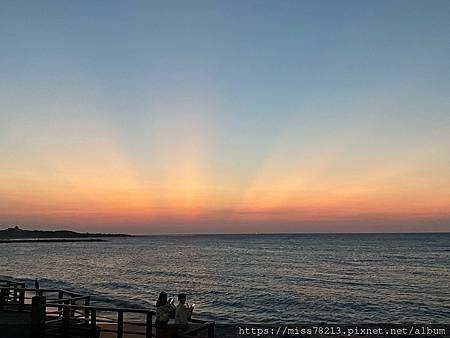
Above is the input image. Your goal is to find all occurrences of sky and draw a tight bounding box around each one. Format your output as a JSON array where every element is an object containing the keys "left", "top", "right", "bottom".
[{"left": 1, "top": 1, "right": 449, "bottom": 234}]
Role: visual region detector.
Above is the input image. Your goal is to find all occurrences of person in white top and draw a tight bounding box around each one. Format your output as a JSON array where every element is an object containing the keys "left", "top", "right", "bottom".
[{"left": 174, "top": 293, "right": 194, "bottom": 325}]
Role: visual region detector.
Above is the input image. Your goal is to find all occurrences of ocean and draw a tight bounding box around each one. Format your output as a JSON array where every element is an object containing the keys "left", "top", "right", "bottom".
[{"left": 1, "top": 233, "right": 449, "bottom": 323}]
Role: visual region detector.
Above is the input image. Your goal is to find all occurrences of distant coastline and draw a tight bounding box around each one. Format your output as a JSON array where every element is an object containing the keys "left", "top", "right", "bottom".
[
  {"left": 0, "top": 238, "right": 107, "bottom": 243},
  {"left": 0, "top": 226, "right": 132, "bottom": 241}
]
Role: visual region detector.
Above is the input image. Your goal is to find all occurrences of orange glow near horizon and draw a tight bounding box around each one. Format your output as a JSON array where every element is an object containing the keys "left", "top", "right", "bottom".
[{"left": 1, "top": 111, "right": 449, "bottom": 233}]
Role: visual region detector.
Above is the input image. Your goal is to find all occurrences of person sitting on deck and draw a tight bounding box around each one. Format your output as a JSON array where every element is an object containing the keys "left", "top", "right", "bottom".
[
  {"left": 155, "top": 292, "right": 175, "bottom": 326},
  {"left": 174, "top": 293, "right": 194, "bottom": 326}
]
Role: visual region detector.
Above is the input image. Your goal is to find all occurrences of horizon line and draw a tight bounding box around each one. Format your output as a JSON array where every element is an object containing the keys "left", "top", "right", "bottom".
[{"left": 131, "top": 231, "right": 450, "bottom": 236}]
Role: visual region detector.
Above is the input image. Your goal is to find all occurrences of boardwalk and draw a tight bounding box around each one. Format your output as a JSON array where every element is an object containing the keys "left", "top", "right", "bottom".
[
  {"left": 0, "top": 308, "right": 31, "bottom": 338},
  {"left": 0, "top": 279, "right": 214, "bottom": 338}
]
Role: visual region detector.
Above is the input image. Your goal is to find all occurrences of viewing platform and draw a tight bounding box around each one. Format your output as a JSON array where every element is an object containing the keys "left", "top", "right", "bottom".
[{"left": 0, "top": 279, "right": 214, "bottom": 338}]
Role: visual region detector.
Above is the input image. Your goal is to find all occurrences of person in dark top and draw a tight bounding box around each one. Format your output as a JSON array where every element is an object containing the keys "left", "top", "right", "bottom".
[
  {"left": 155, "top": 292, "right": 175, "bottom": 325},
  {"left": 155, "top": 291, "right": 176, "bottom": 338}
]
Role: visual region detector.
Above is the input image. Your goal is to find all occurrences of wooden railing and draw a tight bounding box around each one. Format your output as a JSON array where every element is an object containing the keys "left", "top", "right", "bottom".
[
  {"left": 0, "top": 279, "right": 26, "bottom": 288},
  {"left": 181, "top": 319, "right": 215, "bottom": 338},
  {"left": 45, "top": 303, "right": 154, "bottom": 338},
  {"left": 0, "top": 279, "right": 26, "bottom": 309},
  {"left": 0, "top": 285, "right": 89, "bottom": 312},
  {"left": 0, "top": 284, "right": 215, "bottom": 338}
]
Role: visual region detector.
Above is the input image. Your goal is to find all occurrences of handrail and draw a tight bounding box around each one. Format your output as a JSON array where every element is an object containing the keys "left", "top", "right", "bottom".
[
  {"left": 46, "top": 302, "right": 155, "bottom": 315},
  {"left": 0, "top": 280, "right": 26, "bottom": 289},
  {"left": 1, "top": 284, "right": 215, "bottom": 337},
  {"left": 0, "top": 279, "right": 25, "bottom": 284},
  {"left": 46, "top": 295, "right": 90, "bottom": 304},
  {"left": 0, "top": 287, "right": 79, "bottom": 294},
  {"left": 182, "top": 321, "right": 215, "bottom": 337},
  {"left": 1, "top": 287, "right": 155, "bottom": 315}
]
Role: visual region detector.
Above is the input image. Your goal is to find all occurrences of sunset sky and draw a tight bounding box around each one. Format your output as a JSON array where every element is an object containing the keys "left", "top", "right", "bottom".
[{"left": 1, "top": 1, "right": 449, "bottom": 233}]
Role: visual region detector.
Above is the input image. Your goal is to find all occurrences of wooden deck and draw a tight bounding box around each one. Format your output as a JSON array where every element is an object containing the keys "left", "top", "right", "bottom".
[
  {"left": 0, "top": 308, "right": 31, "bottom": 338},
  {"left": 0, "top": 279, "right": 214, "bottom": 338}
]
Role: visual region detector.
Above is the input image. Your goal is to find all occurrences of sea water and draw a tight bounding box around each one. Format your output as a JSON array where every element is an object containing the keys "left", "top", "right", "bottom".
[{"left": 1, "top": 233, "right": 449, "bottom": 323}]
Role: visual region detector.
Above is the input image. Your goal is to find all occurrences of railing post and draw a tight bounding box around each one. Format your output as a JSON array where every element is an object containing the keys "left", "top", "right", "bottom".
[
  {"left": 84, "top": 296, "right": 91, "bottom": 324},
  {"left": 18, "top": 288, "right": 25, "bottom": 311},
  {"left": 5, "top": 282, "right": 10, "bottom": 303},
  {"left": 63, "top": 301, "right": 70, "bottom": 338},
  {"left": 0, "top": 288, "right": 6, "bottom": 310},
  {"left": 12, "top": 284, "right": 18, "bottom": 302},
  {"left": 145, "top": 312, "right": 152, "bottom": 338},
  {"left": 58, "top": 290, "right": 63, "bottom": 317},
  {"left": 5, "top": 281, "right": 10, "bottom": 295},
  {"left": 5, "top": 283, "right": 10, "bottom": 305},
  {"left": 90, "top": 308, "right": 97, "bottom": 338},
  {"left": 31, "top": 296, "right": 46, "bottom": 338},
  {"left": 70, "top": 298, "right": 76, "bottom": 317},
  {"left": 208, "top": 322, "right": 215, "bottom": 337},
  {"left": 118, "top": 310, "right": 124, "bottom": 338}
]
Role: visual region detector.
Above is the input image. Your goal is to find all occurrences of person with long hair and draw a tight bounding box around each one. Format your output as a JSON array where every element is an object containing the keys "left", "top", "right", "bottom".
[{"left": 155, "top": 291, "right": 175, "bottom": 325}]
